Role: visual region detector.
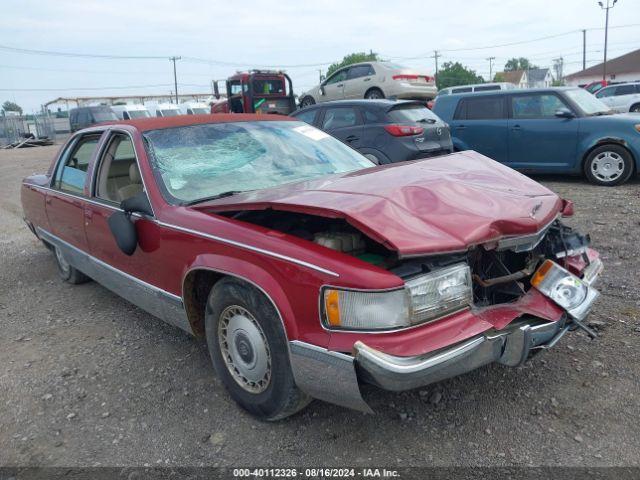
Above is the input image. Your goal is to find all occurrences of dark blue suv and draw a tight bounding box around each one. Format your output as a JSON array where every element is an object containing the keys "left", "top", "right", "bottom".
[
  {"left": 433, "top": 87, "right": 640, "bottom": 185},
  {"left": 290, "top": 99, "right": 452, "bottom": 165}
]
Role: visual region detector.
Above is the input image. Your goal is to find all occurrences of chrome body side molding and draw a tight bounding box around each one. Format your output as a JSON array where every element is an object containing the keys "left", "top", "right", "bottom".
[{"left": 37, "top": 227, "right": 193, "bottom": 335}]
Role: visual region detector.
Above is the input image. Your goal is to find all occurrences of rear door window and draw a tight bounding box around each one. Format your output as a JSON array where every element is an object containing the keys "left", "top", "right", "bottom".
[
  {"left": 614, "top": 84, "right": 636, "bottom": 96},
  {"left": 455, "top": 97, "right": 505, "bottom": 120},
  {"left": 53, "top": 134, "right": 101, "bottom": 194},
  {"left": 348, "top": 65, "right": 374, "bottom": 79},
  {"left": 322, "top": 107, "right": 360, "bottom": 129}
]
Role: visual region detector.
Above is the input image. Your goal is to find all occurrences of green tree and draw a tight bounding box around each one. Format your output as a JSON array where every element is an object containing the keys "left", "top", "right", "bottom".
[
  {"left": 2, "top": 100, "right": 23, "bottom": 115},
  {"left": 436, "top": 62, "right": 483, "bottom": 90},
  {"left": 504, "top": 57, "right": 538, "bottom": 72},
  {"left": 326, "top": 51, "right": 379, "bottom": 78},
  {"left": 493, "top": 72, "right": 506, "bottom": 82}
]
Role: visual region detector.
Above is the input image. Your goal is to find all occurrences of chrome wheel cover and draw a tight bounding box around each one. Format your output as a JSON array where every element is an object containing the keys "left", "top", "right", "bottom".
[
  {"left": 55, "top": 246, "right": 70, "bottom": 273},
  {"left": 591, "top": 151, "right": 625, "bottom": 182},
  {"left": 218, "top": 305, "right": 271, "bottom": 394}
]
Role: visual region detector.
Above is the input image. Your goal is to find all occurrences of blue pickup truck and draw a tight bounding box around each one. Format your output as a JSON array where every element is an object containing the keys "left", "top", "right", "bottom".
[{"left": 432, "top": 87, "right": 640, "bottom": 185}]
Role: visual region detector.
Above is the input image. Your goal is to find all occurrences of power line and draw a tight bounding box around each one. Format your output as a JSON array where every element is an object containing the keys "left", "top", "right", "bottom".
[
  {"left": 0, "top": 44, "right": 167, "bottom": 60},
  {"left": 1, "top": 23, "right": 637, "bottom": 70}
]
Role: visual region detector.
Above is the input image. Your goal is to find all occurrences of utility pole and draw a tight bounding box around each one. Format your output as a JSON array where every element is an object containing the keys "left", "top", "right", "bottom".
[
  {"left": 170, "top": 56, "right": 181, "bottom": 104},
  {"left": 582, "top": 29, "right": 587, "bottom": 71},
  {"left": 433, "top": 50, "right": 440, "bottom": 78},
  {"left": 318, "top": 69, "right": 323, "bottom": 83},
  {"left": 486, "top": 56, "right": 495, "bottom": 81},
  {"left": 598, "top": 0, "right": 618, "bottom": 80}
]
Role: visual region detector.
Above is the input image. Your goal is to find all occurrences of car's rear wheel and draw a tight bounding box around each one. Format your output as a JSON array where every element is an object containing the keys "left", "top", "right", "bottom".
[
  {"left": 364, "top": 88, "right": 385, "bottom": 100},
  {"left": 53, "top": 245, "right": 90, "bottom": 284},
  {"left": 205, "top": 278, "right": 310, "bottom": 421},
  {"left": 630, "top": 103, "right": 640, "bottom": 113},
  {"left": 300, "top": 96, "right": 315, "bottom": 108},
  {"left": 584, "top": 144, "right": 634, "bottom": 186}
]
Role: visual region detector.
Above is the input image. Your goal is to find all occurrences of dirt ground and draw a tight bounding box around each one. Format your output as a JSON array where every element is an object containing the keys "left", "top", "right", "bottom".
[{"left": 1, "top": 142, "right": 639, "bottom": 468}]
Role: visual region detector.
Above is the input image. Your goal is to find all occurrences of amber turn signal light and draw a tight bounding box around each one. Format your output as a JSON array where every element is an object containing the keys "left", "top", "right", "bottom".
[
  {"left": 324, "top": 289, "right": 341, "bottom": 326},
  {"left": 531, "top": 259, "right": 554, "bottom": 287}
]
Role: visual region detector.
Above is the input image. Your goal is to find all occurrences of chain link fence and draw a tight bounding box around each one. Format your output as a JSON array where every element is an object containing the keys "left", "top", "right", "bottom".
[{"left": 1, "top": 114, "right": 57, "bottom": 147}]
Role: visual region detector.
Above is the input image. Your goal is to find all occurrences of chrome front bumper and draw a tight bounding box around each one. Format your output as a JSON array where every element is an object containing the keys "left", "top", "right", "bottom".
[
  {"left": 290, "top": 317, "right": 570, "bottom": 414},
  {"left": 354, "top": 318, "right": 567, "bottom": 392}
]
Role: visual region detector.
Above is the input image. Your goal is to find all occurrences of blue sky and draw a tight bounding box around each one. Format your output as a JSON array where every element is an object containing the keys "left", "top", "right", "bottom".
[{"left": 1, "top": 0, "right": 639, "bottom": 112}]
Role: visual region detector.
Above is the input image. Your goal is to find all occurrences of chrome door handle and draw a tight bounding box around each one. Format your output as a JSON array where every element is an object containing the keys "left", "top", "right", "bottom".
[{"left": 337, "top": 83, "right": 343, "bottom": 87}]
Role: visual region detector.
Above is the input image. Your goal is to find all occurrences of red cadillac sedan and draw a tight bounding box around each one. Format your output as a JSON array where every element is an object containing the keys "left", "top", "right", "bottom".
[{"left": 21, "top": 114, "right": 603, "bottom": 420}]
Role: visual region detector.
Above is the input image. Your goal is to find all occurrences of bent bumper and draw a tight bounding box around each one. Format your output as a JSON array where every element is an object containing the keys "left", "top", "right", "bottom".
[
  {"left": 354, "top": 318, "right": 567, "bottom": 392},
  {"left": 290, "top": 316, "right": 571, "bottom": 414}
]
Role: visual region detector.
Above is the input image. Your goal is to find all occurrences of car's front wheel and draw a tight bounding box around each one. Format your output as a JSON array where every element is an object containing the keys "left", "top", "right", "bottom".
[
  {"left": 53, "top": 245, "right": 90, "bottom": 284},
  {"left": 300, "top": 96, "right": 315, "bottom": 108},
  {"left": 629, "top": 103, "right": 640, "bottom": 113},
  {"left": 584, "top": 144, "right": 634, "bottom": 186},
  {"left": 205, "top": 278, "right": 310, "bottom": 421}
]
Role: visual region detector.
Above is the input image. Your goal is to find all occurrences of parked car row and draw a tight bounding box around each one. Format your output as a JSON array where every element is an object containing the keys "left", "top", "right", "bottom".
[
  {"left": 69, "top": 101, "right": 212, "bottom": 131},
  {"left": 291, "top": 85, "right": 639, "bottom": 186}
]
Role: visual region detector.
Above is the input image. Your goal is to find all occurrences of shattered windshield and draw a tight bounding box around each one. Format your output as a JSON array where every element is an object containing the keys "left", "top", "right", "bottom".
[{"left": 143, "top": 121, "right": 374, "bottom": 203}]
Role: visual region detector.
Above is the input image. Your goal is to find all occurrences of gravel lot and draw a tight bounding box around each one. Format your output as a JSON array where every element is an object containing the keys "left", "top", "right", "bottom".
[{"left": 1, "top": 142, "right": 639, "bottom": 468}]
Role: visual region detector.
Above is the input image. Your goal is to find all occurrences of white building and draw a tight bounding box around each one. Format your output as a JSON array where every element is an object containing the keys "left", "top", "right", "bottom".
[{"left": 564, "top": 49, "right": 640, "bottom": 87}]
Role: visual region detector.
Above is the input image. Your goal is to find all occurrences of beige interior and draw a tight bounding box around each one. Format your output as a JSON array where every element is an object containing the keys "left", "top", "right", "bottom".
[{"left": 97, "top": 135, "right": 143, "bottom": 203}]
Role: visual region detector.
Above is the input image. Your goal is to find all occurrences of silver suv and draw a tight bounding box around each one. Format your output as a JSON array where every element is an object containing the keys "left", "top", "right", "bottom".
[
  {"left": 299, "top": 62, "right": 437, "bottom": 108},
  {"left": 595, "top": 82, "right": 640, "bottom": 113}
]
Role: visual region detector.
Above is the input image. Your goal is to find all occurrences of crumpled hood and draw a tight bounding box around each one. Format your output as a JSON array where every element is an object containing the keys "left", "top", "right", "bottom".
[{"left": 197, "top": 151, "right": 563, "bottom": 257}]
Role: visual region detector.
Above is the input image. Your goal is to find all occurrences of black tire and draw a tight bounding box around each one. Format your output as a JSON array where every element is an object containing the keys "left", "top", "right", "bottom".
[
  {"left": 53, "top": 245, "right": 90, "bottom": 284},
  {"left": 583, "top": 144, "right": 634, "bottom": 186},
  {"left": 630, "top": 103, "right": 640, "bottom": 113},
  {"left": 364, "top": 88, "right": 385, "bottom": 100},
  {"left": 205, "top": 278, "right": 310, "bottom": 421},
  {"left": 300, "top": 96, "right": 315, "bottom": 108}
]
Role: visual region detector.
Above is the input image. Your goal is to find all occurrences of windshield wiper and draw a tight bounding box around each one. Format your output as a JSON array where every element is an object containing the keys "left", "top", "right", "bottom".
[
  {"left": 184, "top": 191, "right": 243, "bottom": 206},
  {"left": 417, "top": 118, "right": 436, "bottom": 124}
]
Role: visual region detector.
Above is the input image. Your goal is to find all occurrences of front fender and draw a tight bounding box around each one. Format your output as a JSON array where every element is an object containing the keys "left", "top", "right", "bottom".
[
  {"left": 182, "top": 254, "right": 300, "bottom": 340},
  {"left": 580, "top": 135, "right": 640, "bottom": 170}
]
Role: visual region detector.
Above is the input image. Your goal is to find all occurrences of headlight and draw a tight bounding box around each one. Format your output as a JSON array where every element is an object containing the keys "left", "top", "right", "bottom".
[
  {"left": 321, "top": 263, "right": 473, "bottom": 330},
  {"left": 531, "top": 260, "right": 599, "bottom": 320},
  {"left": 405, "top": 263, "right": 473, "bottom": 323}
]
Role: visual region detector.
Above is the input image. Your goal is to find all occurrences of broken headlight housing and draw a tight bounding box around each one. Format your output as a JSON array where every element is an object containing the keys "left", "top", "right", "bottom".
[
  {"left": 321, "top": 263, "right": 473, "bottom": 330},
  {"left": 531, "top": 260, "right": 600, "bottom": 320}
]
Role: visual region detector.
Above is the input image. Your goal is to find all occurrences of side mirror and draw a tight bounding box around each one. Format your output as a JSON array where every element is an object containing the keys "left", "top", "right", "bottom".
[
  {"left": 107, "top": 192, "right": 153, "bottom": 256},
  {"left": 319, "top": 85, "right": 326, "bottom": 96},
  {"left": 108, "top": 211, "right": 137, "bottom": 256},
  {"left": 121, "top": 191, "right": 153, "bottom": 216},
  {"left": 555, "top": 108, "right": 575, "bottom": 119}
]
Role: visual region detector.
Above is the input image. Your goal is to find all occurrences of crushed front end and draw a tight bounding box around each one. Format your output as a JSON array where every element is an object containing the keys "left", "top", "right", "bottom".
[{"left": 290, "top": 218, "right": 603, "bottom": 413}]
